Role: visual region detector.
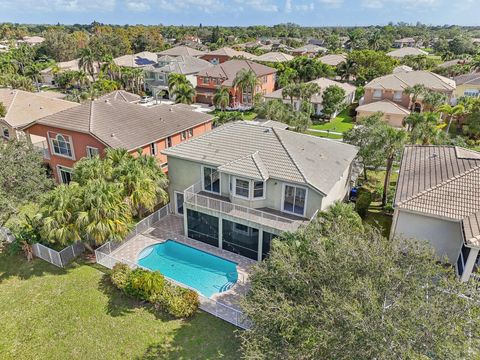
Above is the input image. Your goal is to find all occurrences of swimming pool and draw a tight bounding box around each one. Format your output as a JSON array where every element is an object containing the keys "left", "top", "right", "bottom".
[{"left": 137, "top": 240, "right": 238, "bottom": 298}]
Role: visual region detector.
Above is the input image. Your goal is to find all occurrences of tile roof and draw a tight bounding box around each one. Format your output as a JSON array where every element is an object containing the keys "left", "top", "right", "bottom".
[
  {"left": 318, "top": 54, "right": 346, "bottom": 66},
  {"left": 157, "top": 46, "right": 206, "bottom": 57},
  {"left": 25, "top": 95, "right": 213, "bottom": 151},
  {"left": 387, "top": 47, "right": 428, "bottom": 58},
  {"left": 146, "top": 55, "right": 212, "bottom": 75},
  {"left": 394, "top": 145, "right": 480, "bottom": 248},
  {"left": 98, "top": 90, "right": 141, "bottom": 103},
  {"left": 393, "top": 65, "right": 413, "bottom": 74},
  {"left": 0, "top": 88, "right": 79, "bottom": 128},
  {"left": 114, "top": 51, "right": 158, "bottom": 68},
  {"left": 365, "top": 71, "right": 456, "bottom": 92},
  {"left": 206, "top": 47, "right": 258, "bottom": 60},
  {"left": 255, "top": 52, "right": 293, "bottom": 63},
  {"left": 196, "top": 60, "right": 276, "bottom": 87},
  {"left": 454, "top": 73, "right": 480, "bottom": 86},
  {"left": 162, "top": 121, "right": 358, "bottom": 195},
  {"left": 356, "top": 99, "right": 411, "bottom": 116},
  {"left": 292, "top": 44, "right": 327, "bottom": 53}
]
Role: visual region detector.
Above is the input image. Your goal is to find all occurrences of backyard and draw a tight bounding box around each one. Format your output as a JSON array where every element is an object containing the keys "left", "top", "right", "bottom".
[
  {"left": 309, "top": 109, "right": 354, "bottom": 134},
  {"left": 0, "top": 252, "right": 240, "bottom": 360}
]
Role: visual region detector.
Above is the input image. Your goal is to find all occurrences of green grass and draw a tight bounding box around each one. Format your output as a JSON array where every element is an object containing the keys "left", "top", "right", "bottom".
[
  {"left": 309, "top": 110, "right": 354, "bottom": 133},
  {"left": 209, "top": 109, "right": 258, "bottom": 121},
  {"left": 306, "top": 131, "right": 343, "bottom": 140},
  {"left": 0, "top": 252, "right": 240, "bottom": 360}
]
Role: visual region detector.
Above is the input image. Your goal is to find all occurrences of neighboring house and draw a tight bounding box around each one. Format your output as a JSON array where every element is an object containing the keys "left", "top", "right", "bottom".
[
  {"left": 264, "top": 78, "right": 356, "bottom": 117},
  {"left": 357, "top": 71, "right": 456, "bottom": 127},
  {"left": 391, "top": 145, "right": 480, "bottom": 282},
  {"left": 308, "top": 38, "right": 326, "bottom": 47},
  {"left": 318, "top": 54, "right": 346, "bottom": 67},
  {"left": 291, "top": 44, "right": 327, "bottom": 57},
  {"left": 393, "top": 37, "right": 416, "bottom": 48},
  {"left": 40, "top": 59, "right": 100, "bottom": 85},
  {"left": 201, "top": 47, "right": 258, "bottom": 64},
  {"left": 453, "top": 73, "right": 480, "bottom": 99},
  {"left": 114, "top": 51, "right": 158, "bottom": 68},
  {"left": 356, "top": 100, "right": 411, "bottom": 127},
  {"left": 437, "top": 58, "right": 471, "bottom": 69},
  {"left": 98, "top": 90, "right": 141, "bottom": 103},
  {"left": 0, "top": 89, "right": 78, "bottom": 155},
  {"left": 20, "top": 36, "right": 45, "bottom": 46},
  {"left": 195, "top": 60, "right": 277, "bottom": 107},
  {"left": 254, "top": 52, "right": 293, "bottom": 63},
  {"left": 144, "top": 55, "right": 213, "bottom": 98},
  {"left": 23, "top": 94, "right": 213, "bottom": 183},
  {"left": 157, "top": 46, "right": 206, "bottom": 58},
  {"left": 162, "top": 121, "right": 358, "bottom": 261},
  {"left": 393, "top": 65, "right": 414, "bottom": 74},
  {"left": 387, "top": 47, "right": 428, "bottom": 59}
]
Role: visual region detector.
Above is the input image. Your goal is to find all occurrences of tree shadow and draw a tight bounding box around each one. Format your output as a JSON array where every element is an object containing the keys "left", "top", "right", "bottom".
[
  {"left": 136, "top": 312, "right": 242, "bottom": 360},
  {"left": 0, "top": 251, "right": 67, "bottom": 284}
]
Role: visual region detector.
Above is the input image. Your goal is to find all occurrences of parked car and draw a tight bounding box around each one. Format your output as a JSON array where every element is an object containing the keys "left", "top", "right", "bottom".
[{"left": 139, "top": 96, "right": 153, "bottom": 104}]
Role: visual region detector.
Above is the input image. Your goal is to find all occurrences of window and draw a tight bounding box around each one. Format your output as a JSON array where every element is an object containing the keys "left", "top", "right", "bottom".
[
  {"left": 188, "top": 128, "right": 193, "bottom": 137},
  {"left": 262, "top": 231, "right": 277, "bottom": 260},
  {"left": 166, "top": 137, "right": 172, "bottom": 148},
  {"left": 373, "top": 89, "right": 382, "bottom": 99},
  {"left": 58, "top": 166, "right": 73, "bottom": 184},
  {"left": 464, "top": 89, "right": 480, "bottom": 98},
  {"left": 253, "top": 181, "right": 264, "bottom": 198},
  {"left": 150, "top": 142, "right": 157, "bottom": 156},
  {"left": 187, "top": 209, "right": 219, "bottom": 247},
  {"left": 181, "top": 131, "right": 187, "bottom": 141},
  {"left": 235, "top": 178, "right": 250, "bottom": 198},
  {"left": 263, "top": 75, "right": 268, "bottom": 83},
  {"left": 2, "top": 127, "right": 9, "bottom": 139},
  {"left": 86, "top": 146, "right": 99, "bottom": 158},
  {"left": 222, "top": 219, "right": 259, "bottom": 260},
  {"left": 51, "top": 134, "right": 73, "bottom": 158},
  {"left": 203, "top": 166, "right": 220, "bottom": 193},
  {"left": 393, "top": 91, "right": 403, "bottom": 101},
  {"left": 283, "top": 185, "right": 307, "bottom": 216}
]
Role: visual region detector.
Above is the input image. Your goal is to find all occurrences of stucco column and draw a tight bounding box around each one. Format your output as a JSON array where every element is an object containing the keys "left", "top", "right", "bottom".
[
  {"left": 257, "top": 229, "right": 263, "bottom": 262},
  {"left": 218, "top": 215, "right": 223, "bottom": 250},
  {"left": 183, "top": 208, "right": 188, "bottom": 238},
  {"left": 461, "top": 247, "right": 479, "bottom": 282}
]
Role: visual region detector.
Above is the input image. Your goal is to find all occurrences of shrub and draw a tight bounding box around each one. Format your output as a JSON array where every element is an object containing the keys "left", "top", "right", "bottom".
[
  {"left": 355, "top": 191, "right": 372, "bottom": 219},
  {"left": 154, "top": 284, "right": 200, "bottom": 318},
  {"left": 125, "top": 269, "right": 165, "bottom": 301},
  {"left": 110, "top": 263, "right": 131, "bottom": 290}
]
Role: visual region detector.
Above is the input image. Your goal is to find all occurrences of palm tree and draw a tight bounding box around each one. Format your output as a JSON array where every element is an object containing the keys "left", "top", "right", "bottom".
[
  {"left": 439, "top": 104, "right": 465, "bottom": 134},
  {"left": 168, "top": 73, "right": 189, "bottom": 95},
  {"left": 233, "top": 68, "right": 260, "bottom": 107},
  {"left": 299, "top": 83, "right": 320, "bottom": 102},
  {"left": 172, "top": 83, "right": 195, "bottom": 105},
  {"left": 404, "top": 84, "right": 427, "bottom": 111},
  {"left": 26, "top": 63, "right": 42, "bottom": 92},
  {"left": 381, "top": 127, "right": 407, "bottom": 206},
  {"left": 213, "top": 87, "right": 230, "bottom": 111},
  {"left": 337, "top": 59, "right": 357, "bottom": 82},
  {"left": 78, "top": 47, "right": 96, "bottom": 81},
  {"left": 423, "top": 91, "right": 448, "bottom": 113},
  {"left": 100, "top": 54, "right": 119, "bottom": 81},
  {"left": 256, "top": 99, "right": 290, "bottom": 123},
  {"left": 404, "top": 112, "right": 425, "bottom": 131},
  {"left": 73, "top": 70, "right": 89, "bottom": 89},
  {"left": 411, "top": 120, "right": 441, "bottom": 145},
  {"left": 368, "top": 30, "right": 383, "bottom": 51},
  {"left": 282, "top": 84, "right": 300, "bottom": 107}
]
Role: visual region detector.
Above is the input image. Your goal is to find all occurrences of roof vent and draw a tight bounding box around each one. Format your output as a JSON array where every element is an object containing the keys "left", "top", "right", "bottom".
[
  {"left": 263, "top": 128, "right": 270, "bottom": 133},
  {"left": 110, "top": 133, "right": 115, "bottom": 137},
  {"left": 169, "top": 108, "right": 173, "bottom": 112}
]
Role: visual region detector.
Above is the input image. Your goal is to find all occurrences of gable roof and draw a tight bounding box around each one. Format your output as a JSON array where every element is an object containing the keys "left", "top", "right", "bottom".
[
  {"left": 454, "top": 73, "right": 480, "bottom": 86},
  {"left": 196, "top": 60, "right": 276, "bottom": 87},
  {"left": 292, "top": 44, "right": 327, "bottom": 53},
  {"left": 0, "top": 89, "right": 79, "bottom": 128},
  {"left": 146, "top": 55, "right": 212, "bottom": 75},
  {"left": 395, "top": 146, "right": 480, "bottom": 248},
  {"left": 393, "top": 65, "right": 413, "bottom": 74},
  {"left": 255, "top": 52, "right": 293, "bottom": 63},
  {"left": 318, "top": 54, "right": 346, "bottom": 66},
  {"left": 114, "top": 51, "right": 158, "bottom": 68},
  {"left": 205, "top": 47, "right": 258, "bottom": 60},
  {"left": 162, "top": 121, "right": 358, "bottom": 195},
  {"left": 24, "top": 98, "right": 213, "bottom": 151},
  {"left": 157, "top": 46, "right": 206, "bottom": 57},
  {"left": 356, "top": 99, "right": 411, "bottom": 116},
  {"left": 387, "top": 47, "right": 428, "bottom": 58},
  {"left": 365, "top": 71, "right": 456, "bottom": 92},
  {"left": 98, "top": 90, "right": 141, "bottom": 103}
]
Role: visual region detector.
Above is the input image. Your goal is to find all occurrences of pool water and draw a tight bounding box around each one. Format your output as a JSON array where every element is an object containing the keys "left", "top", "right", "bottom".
[{"left": 137, "top": 240, "right": 238, "bottom": 298}]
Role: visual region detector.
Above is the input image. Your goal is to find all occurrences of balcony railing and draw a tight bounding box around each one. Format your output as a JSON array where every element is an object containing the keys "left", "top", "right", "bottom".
[{"left": 184, "top": 182, "right": 307, "bottom": 232}]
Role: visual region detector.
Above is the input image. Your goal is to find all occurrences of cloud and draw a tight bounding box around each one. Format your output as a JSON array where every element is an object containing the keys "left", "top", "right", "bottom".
[
  {"left": 318, "top": 0, "right": 343, "bottom": 8},
  {"left": 0, "top": 0, "right": 115, "bottom": 11},
  {"left": 126, "top": 1, "right": 150, "bottom": 11},
  {"left": 362, "top": 0, "right": 440, "bottom": 9}
]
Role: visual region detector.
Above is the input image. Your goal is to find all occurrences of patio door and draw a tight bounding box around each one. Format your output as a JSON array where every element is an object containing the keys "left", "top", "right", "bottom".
[{"left": 175, "top": 192, "right": 184, "bottom": 215}]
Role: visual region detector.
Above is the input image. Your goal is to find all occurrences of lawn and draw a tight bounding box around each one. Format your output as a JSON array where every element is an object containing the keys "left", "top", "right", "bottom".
[
  {"left": 309, "top": 110, "right": 354, "bottom": 133},
  {"left": 306, "top": 130, "right": 343, "bottom": 140},
  {"left": 209, "top": 109, "right": 258, "bottom": 121},
  {"left": 0, "top": 252, "right": 240, "bottom": 360}
]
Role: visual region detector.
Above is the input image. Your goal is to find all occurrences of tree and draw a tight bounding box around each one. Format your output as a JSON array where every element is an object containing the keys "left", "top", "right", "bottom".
[
  {"left": 213, "top": 87, "right": 230, "bottom": 111},
  {"left": 381, "top": 126, "right": 407, "bottom": 206},
  {"left": 255, "top": 99, "right": 290, "bottom": 123},
  {"left": 0, "top": 139, "right": 54, "bottom": 227},
  {"left": 241, "top": 204, "right": 480, "bottom": 359},
  {"left": 321, "top": 85, "right": 346, "bottom": 119},
  {"left": 347, "top": 50, "right": 397, "bottom": 85},
  {"left": 282, "top": 84, "right": 300, "bottom": 107},
  {"left": 423, "top": 91, "right": 448, "bottom": 112},
  {"left": 171, "top": 83, "right": 195, "bottom": 105},
  {"left": 167, "top": 73, "right": 189, "bottom": 95},
  {"left": 26, "top": 63, "right": 42, "bottom": 92},
  {"left": 0, "top": 101, "right": 6, "bottom": 117},
  {"left": 404, "top": 84, "right": 426, "bottom": 111},
  {"left": 78, "top": 47, "right": 97, "bottom": 81},
  {"left": 233, "top": 68, "right": 260, "bottom": 106},
  {"left": 439, "top": 104, "right": 465, "bottom": 134}
]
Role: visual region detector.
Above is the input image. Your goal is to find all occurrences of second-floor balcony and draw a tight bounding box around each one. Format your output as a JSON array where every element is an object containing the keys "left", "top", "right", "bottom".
[{"left": 184, "top": 182, "right": 311, "bottom": 232}]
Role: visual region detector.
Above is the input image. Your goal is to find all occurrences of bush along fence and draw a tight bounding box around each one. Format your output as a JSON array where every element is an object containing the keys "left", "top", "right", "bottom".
[
  {"left": 95, "top": 203, "right": 251, "bottom": 329},
  {"left": 32, "top": 242, "right": 85, "bottom": 268}
]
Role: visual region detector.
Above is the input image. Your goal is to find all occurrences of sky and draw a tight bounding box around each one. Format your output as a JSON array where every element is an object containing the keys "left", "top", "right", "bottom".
[{"left": 0, "top": 0, "right": 478, "bottom": 26}]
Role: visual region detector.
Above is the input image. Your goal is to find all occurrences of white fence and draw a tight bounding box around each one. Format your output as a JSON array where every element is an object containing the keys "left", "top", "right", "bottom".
[{"left": 32, "top": 242, "right": 85, "bottom": 268}]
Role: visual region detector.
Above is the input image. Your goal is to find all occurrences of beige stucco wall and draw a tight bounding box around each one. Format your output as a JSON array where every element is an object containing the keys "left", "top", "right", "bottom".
[
  {"left": 357, "top": 110, "right": 406, "bottom": 128},
  {"left": 320, "top": 164, "right": 352, "bottom": 210},
  {"left": 454, "top": 84, "right": 480, "bottom": 99},
  {"left": 392, "top": 209, "right": 463, "bottom": 263}
]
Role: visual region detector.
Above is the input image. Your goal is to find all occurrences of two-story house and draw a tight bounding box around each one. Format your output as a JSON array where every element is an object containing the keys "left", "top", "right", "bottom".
[
  {"left": 195, "top": 60, "right": 277, "bottom": 107},
  {"left": 356, "top": 71, "right": 456, "bottom": 127},
  {"left": 22, "top": 93, "right": 213, "bottom": 184},
  {"left": 113, "top": 51, "right": 158, "bottom": 68},
  {"left": 200, "top": 47, "right": 258, "bottom": 65},
  {"left": 162, "top": 121, "right": 358, "bottom": 261},
  {"left": 144, "top": 55, "right": 213, "bottom": 99},
  {"left": 157, "top": 45, "right": 206, "bottom": 58}
]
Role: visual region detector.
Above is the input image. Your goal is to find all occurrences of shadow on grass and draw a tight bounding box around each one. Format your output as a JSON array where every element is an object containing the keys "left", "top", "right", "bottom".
[
  {"left": 0, "top": 250, "right": 67, "bottom": 284},
  {"left": 136, "top": 312, "right": 241, "bottom": 360}
]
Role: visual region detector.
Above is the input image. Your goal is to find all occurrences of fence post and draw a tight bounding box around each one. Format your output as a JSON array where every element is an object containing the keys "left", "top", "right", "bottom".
[
  {"left": 47, "top": 247, "right": 53, "bottom": 264},
  {"left": 71, "top": 244, "right": 76, "bottom": 258}
]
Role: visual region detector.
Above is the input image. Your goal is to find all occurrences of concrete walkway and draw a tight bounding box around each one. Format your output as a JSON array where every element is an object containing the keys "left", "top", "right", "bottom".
[{"left": 307, "top": 128, "right": 343, "bottom": 136}]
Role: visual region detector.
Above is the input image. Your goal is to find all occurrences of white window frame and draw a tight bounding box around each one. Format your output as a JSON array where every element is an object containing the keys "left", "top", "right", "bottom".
[
  {"left": 231, "top": 177, "right": 266, "bottom": 201},
  {"left": 2, "top": 126, "right": 10, "bottom": 139},
  {"left": 48, "top": 132, "right": 75, "bottom": 160},
  {"left": 57, "top": 165, "right": 73, "bottom": 184},
  {"left": 86, "top": 146, "right": 99, "bottom": 158},
  {"left": 464, "top": 89, "right": 480, "bottom": 98},
  {"left": 201, "top": 166, "right": 221, "bottom": 194},
  {"left": 372, "top": 89, "right": 382, "bottom": 99},
  {"left": 281, "top": 183, "right": 308, "bottom": 217},
  {"left": 233, "top": 177, "right": 251, "bottom": 199},
  {"left": 393, "top": 91, "right": 403, "bottom": 101},
  {"left": 253, "top": 180, "right": 266, "bottom": 199},
  {"left": 233, "top": 222, "right": 250, "bottom": 235},
  {"left": 166, "top": 137, "right": 172, "bottom": 148},
  {"left": 150, "top": 142, "right": 158, "bottom": 156},
  {"left": 174, "top": 191, "right": 185, "bottom": 215},
  {"left": 181, "top": 131, "right": 187, "bottom": 141},
  {"left": 188, "top": 128, "right": 194, "bottom": 137}
]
